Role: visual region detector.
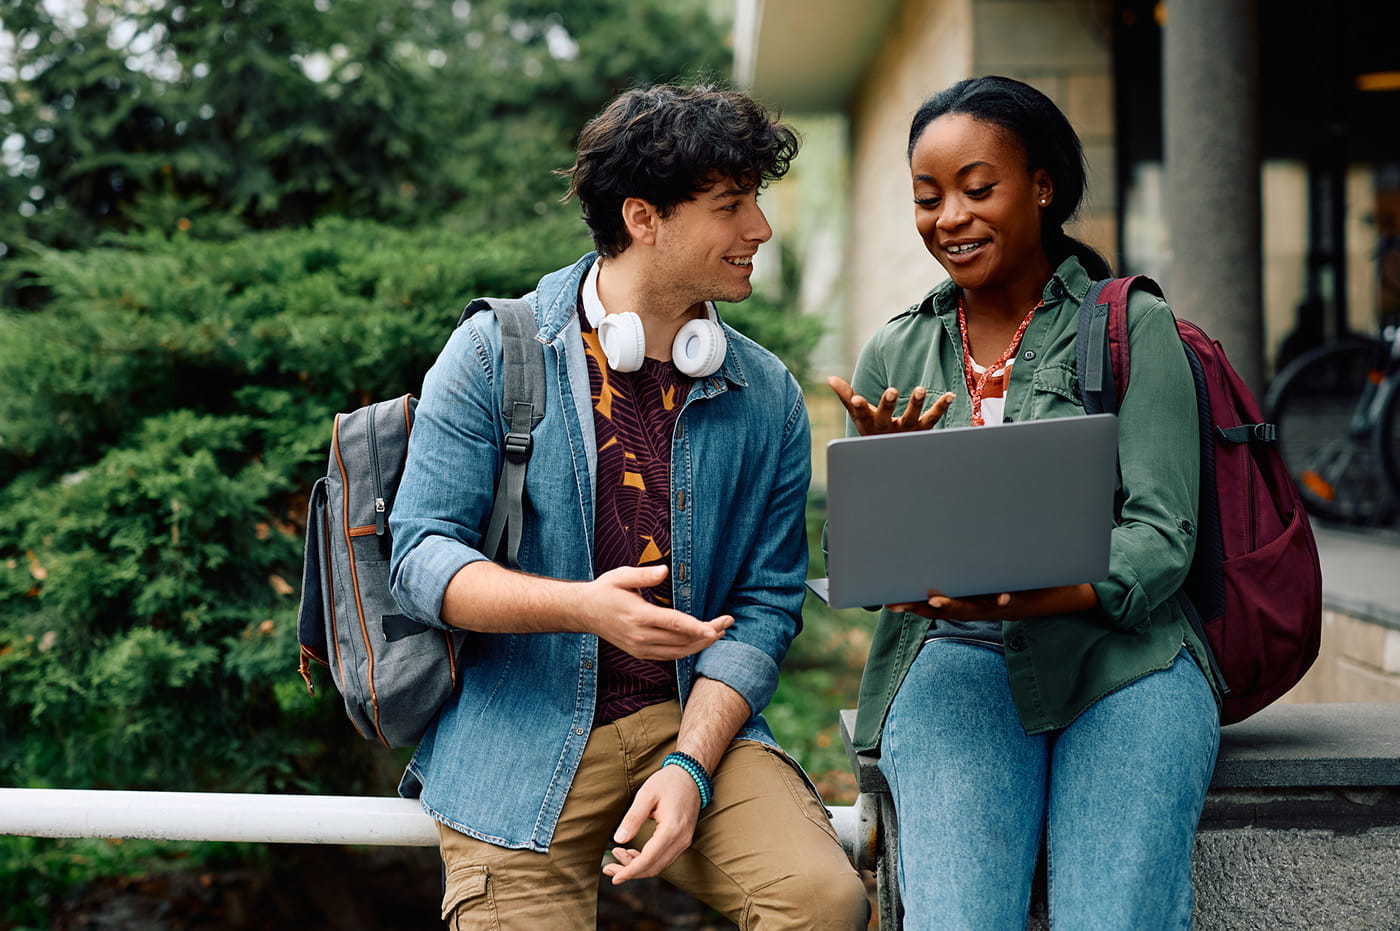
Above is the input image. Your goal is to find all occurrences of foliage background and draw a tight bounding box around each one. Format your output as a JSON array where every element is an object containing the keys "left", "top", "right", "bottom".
[{"left": 0, "top": 1, "right": 861, "bottom": 925}]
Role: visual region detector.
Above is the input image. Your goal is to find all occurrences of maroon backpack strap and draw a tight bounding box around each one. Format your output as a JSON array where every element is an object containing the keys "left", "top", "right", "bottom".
[{"left": 1096, "top": 275, "right": 1164, "bottom": 406}]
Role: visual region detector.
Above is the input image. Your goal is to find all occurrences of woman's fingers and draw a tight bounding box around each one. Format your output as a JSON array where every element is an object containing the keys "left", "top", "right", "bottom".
[
  {"left": 917, "top": 391, "right": 955, "bottom": 430},
  {"left": 828, "top": 376, "right": 879, "bottom": 436},
  {"left": 895, "top": 387, "right": 927, "bottom": 429},
  {"left": 827, "top": 375, "right": 855, "bottom": 405},
  {"left": 829, "top": 377, "right": 954, "bottom": 436}
]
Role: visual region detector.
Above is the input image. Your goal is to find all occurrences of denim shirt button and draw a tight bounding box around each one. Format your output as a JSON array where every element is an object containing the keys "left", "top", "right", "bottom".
[
  {"left": 574, "top": 727, "right": 585, "bottom": 736},
  {"left": 582, "top": 660, "right": 594, "bottom": 670},
  {"left": 1021, "top": 349, "right": 1036, "bottom": 361}
]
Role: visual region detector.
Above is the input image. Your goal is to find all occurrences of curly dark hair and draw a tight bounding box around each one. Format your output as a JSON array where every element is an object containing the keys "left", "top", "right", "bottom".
[
  {"left": 907, "top": 76, "right": 1111, "bottom": 278},
  {"left": 562, "top": 83, "right": 800, "bottom": 257}
]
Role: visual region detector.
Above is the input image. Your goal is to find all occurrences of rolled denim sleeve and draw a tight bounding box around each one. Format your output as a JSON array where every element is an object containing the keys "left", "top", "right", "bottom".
[
  {"left": 1091, "top": 295, "right": 1200, "bottom": 631},
  {"left": 389, "top": 319, "right": 502, "bottom": 628},
  {"left": 694, "top": 385, "right": 811, "bottom": 716}
]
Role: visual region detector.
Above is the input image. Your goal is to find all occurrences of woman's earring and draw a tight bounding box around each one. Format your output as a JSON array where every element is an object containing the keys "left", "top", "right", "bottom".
[{"left": 1040, "top": 198, "right": 1048, "bottom": 206}]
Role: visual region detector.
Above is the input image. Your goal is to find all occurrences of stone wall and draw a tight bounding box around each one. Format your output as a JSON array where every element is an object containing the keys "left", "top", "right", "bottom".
[
  {"left": 1193, "top": 789, "right": 1400, "bottom": 930},
  {"left": 1280, "top": 609, "right": 1400, "bottom": 705}
]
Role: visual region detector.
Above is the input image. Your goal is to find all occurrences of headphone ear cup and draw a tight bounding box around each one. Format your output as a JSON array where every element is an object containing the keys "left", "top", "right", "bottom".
[
  {"left": 672, "top": 318, "right": 727, "bottom": 377},
  {"left": 597, "top": 312, "right": 646, "bottom": 372}
]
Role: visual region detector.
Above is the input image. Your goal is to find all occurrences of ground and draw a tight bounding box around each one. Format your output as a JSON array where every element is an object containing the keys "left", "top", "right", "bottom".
[
  {"left": 39, "top": 846, "right": 879, "bottom": 929},
  {"left": 39, "top": 846, "right": 737, "bottom": 930}
]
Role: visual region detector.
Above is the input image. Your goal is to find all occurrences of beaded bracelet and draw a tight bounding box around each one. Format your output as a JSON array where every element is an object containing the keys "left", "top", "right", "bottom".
[{"left": 662, "top": 751, "right": 714, "bottom": 809}]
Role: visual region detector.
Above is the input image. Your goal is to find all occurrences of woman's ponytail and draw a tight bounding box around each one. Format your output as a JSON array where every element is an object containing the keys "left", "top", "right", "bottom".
[{"left": 1047, "top": 228, "right": 1112, "bottom": 279}]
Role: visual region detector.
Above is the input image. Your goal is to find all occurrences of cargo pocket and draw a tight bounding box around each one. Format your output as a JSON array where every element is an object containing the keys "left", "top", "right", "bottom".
[
  {"left": 754, "top": 742, "right": 842, "bottom": 843},
  {"left": 441, "top": 864, "right": 498, "bottom": 928}
]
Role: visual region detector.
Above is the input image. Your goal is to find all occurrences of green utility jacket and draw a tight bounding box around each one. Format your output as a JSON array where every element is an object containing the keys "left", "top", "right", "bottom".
[{"left": 848, "top": 257, "right": 1222, "bottom": 751}]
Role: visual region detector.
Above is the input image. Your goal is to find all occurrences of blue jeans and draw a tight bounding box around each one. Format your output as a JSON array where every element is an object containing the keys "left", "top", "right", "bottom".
[{"left": 878, "top": 639, "right": 1219, "bottom": 930}]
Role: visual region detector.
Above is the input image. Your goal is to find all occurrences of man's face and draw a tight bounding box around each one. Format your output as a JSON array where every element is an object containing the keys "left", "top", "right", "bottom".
[{"left": 649, "top": 180, "right": 773, "bottom": 305}]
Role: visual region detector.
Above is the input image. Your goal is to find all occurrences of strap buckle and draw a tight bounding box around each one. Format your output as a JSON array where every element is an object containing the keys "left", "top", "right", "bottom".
[
  {"left": 1216, "top": 423, "right": 1277, "bottom": 445},
  {"left": 504, "top": 431, "right": 532, "bottom": 463}
]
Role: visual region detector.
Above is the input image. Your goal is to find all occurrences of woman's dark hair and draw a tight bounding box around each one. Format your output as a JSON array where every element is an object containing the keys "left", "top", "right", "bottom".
[
  {"left": 907, "top": 75, "right": 1111, "bottom": 278},
  {"left": 562, "top": 83, "right": 800, "bottom": 257}
]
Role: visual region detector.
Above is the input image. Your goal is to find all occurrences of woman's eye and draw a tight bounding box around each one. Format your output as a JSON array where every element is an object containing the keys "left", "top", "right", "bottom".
[
  {"left": 915, "top": 196, "right": 941, "bottom": 208},
  {"left": 967, "top": 185, "right": 993, "bottom": 198}
]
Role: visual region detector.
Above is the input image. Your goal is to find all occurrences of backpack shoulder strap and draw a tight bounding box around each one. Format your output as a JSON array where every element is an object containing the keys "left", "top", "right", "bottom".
[
  {"left": 459, "top": 297, "right": 545, "bottom": 569},
  {"left": 1075, "top": 275, "right": 1163, "bottom": 413}
]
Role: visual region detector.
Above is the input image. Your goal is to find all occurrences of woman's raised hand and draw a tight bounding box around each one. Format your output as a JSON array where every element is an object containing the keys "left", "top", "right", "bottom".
[{"left": 827, "top": 376, "right": 954, "bottom": 437}]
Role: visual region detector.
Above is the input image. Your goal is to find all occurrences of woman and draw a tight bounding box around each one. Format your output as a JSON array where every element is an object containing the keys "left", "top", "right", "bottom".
[{"left": 830, "top": 76, "right": 1221, "bottom": 929}]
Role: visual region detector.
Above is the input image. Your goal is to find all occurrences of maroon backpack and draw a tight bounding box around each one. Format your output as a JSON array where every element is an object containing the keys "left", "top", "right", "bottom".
[{"left": 1077, "top": 276, "right": 1322, "bottom": 725}]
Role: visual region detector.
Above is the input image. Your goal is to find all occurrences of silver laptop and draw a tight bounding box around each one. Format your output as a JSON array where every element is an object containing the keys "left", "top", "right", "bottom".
[{"left": 811, "top": 414, "right": 1118, "bottom": 610}]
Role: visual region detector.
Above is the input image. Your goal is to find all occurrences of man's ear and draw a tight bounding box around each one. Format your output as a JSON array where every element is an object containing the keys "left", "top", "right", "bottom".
[{"left": 621, "top": 197, "right": 661, "bottom": 247}]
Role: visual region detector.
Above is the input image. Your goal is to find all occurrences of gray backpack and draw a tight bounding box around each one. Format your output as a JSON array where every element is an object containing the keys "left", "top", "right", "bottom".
[{"left": 296, "top": 298, "right": 544, "bottom": 748}]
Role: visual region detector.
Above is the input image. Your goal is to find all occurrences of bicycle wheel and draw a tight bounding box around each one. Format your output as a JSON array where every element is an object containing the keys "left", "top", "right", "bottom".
[{"left": 1264, "top": 338, "right": 1397, "bottom": 525}]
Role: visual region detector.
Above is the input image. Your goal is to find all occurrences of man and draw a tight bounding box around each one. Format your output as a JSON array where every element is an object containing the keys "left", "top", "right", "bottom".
[{"left": 389, "top": 84, "right": 869, "bottom": 929}]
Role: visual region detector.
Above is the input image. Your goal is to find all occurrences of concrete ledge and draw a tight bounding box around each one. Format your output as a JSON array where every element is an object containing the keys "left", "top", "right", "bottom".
[
  {"left": 1212, "top": 702, "right": 1400, "bottom": 787},
  {"left": 838, "top": 709, "right": 887, "bottom": 795},
  {"left": 1202, "top": 786, "right": 1400, "bottom": 831}
]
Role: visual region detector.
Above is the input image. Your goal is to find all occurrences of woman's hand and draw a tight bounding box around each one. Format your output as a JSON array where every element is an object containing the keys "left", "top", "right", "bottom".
[
  {"left": 828, "top": 376, "right": 954, "bottom": 437},
  {"left": 887, "top": 583, "right": 1099, "bottom": 621}
]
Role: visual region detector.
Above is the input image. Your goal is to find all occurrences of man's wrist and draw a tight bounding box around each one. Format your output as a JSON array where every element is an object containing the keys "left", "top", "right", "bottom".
[{"left": 662, "top": 751, "right": 713, "bottom": 808}]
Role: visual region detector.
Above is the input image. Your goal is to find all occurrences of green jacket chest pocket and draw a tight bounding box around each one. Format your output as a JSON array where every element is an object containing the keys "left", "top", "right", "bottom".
[{"left": 1025, "top": 363, "right": 1083, "bottom": 420}]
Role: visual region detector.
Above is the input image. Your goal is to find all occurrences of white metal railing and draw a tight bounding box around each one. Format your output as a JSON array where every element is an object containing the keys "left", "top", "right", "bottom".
[
  {"left": 0, "top": 788, "right": 866, "bottom": 860},
  {"left": 0, "top": 789, "right": 437, "bottom": 846}
]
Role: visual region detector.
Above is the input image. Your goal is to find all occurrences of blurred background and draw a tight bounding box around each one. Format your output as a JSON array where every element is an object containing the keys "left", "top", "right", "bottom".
[{"left": 2, "top": 0, "right": 1398, "bottom": 928}]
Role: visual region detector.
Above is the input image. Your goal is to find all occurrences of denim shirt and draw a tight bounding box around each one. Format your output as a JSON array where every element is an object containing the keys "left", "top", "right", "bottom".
[
  {"left": 389, "top": 253, "right": 812, "bottom": 851},
  {"left": 848, "top": 257, "right": 1220, "bottom": 750}
]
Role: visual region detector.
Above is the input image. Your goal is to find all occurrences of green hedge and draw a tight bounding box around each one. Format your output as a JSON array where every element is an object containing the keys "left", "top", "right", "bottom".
[
  {"left": 0, "top": 214, "right": 827, "bottom": 796},
  {"left": 0, "top": 216, "right": 592, "bottom": 796}
]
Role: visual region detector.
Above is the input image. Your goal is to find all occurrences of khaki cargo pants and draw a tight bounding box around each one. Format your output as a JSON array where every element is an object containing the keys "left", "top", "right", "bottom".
[{"left": 437, "top": 700, "right": 869, "bottom": 930}]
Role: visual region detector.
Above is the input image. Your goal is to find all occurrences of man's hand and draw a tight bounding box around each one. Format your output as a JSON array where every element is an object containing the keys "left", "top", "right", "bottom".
[
  {"left": 587, "top": 565, "right": 733, "bottom": 660},
  {"left": 439, "top": 561, "right": 729, "bottom": 657},
  {"left": 602, "top": 764, "right": 702, "bottom": 884},
  {"left": 828, "top": 376, "right": 953, "bottom": 437}
]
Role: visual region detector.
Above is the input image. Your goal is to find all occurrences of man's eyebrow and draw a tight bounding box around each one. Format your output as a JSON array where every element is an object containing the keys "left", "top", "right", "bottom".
[{"left": 707, "top": 186, "right": 748, "bottom": 200}]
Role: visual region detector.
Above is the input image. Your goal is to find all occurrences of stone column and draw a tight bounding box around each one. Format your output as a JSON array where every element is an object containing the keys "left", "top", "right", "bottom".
[{"left": 1163, "top": 0, "right": 1263, "bottom": 392}]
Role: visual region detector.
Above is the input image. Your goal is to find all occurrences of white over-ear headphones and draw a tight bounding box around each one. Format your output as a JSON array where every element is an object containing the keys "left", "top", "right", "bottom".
[{"left": 582, "top": 261, "right": 727, "bottom": 377}]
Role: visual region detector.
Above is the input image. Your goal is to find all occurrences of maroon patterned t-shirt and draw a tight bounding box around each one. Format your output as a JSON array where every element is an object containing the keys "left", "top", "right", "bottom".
[{"left": 580, "top": 305, "right": 690, "bottom": 725}]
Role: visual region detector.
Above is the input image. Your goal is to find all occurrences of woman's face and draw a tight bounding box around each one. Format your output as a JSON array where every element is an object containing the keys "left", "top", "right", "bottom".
[{"left": 909, "top": 113, "right": 1053, "bottom": 294}]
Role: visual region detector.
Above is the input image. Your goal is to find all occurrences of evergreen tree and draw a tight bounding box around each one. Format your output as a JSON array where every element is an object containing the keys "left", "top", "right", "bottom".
[{"left": 0, "top": 0, "right": 730, "bottom": 257}]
